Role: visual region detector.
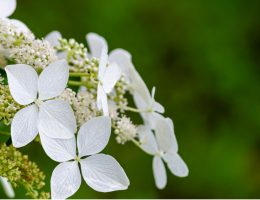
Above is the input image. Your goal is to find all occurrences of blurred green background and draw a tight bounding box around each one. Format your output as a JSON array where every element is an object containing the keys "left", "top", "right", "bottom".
[{"left": 1, "top": 0, "right": 260, "bottom": 198}]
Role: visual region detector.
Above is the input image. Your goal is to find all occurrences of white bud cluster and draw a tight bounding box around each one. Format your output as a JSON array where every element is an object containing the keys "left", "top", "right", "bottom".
[
  {"left": 10, "top": 39, "right": 57, "bottom": 69},
  {"left": 114, "top": 115, "right": 137, "bottom": 144},
  {"left": 74, "top": 91, "right": 100, "bottom": 126},
  {"left": 57, "top": 88, "right": 77, "bottom": 105},
  {"left": 108, "top": 103, "right": 119, "bottom": 120},
  {"left": 0, "top": 19, "right": 34, "bottom": 52},
  {"left": 0, "top": 19, "right": 57, "bottom": 69},
  {"left": 58, "top": 88, "right": 100, "bottom": 126},
  {"left": 57, "top": 38, "right": 94, "bottom": 73},
  {"left": 108, "top": 76, "right": 128, "bottom": 110},
  {"left": 0, "top": 76, "right": 21, "bottom": 125},
  {"left": 0, "top": 19, "right": 35, "bottom": 49}
]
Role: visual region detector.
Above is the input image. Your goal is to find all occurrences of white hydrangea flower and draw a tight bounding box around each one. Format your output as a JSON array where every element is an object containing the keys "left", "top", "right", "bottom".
[
  {"left": 97, "top": 48, "right": 121, "bottom": 116},
  {"left": 87, "top": 33, "right": 166, "bottom": 141},
  {"left": 0, "top": 177, "right": 15, "bottom": 198},
  {"left": 134, "top": 86, "right": 164, "bottom": 129},
  {"left": 5, "top": 60, "right": 77, "bottom": 147},
  {"left": 109, "top": 48, "right": 163, "bottom": 120},
  {"left": 138, "top": 117, "right": 188, "bottom": 189},
  {"left": 86, "top": 33, "right": 157, "bottom": 108},
  {"left": 86, "top": 33, "right": 136, "bottom": 83},
  {"left": 40, "top": 116, "right": 130, "bottom": 199},
  {"left": 0, "top": 0, "right": 29, "bottom": 33}
]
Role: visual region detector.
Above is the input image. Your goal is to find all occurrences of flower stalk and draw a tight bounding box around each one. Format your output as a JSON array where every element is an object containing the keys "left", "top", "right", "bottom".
[{"left": 0, "top": 130, "right": 10, "bottom": 136}]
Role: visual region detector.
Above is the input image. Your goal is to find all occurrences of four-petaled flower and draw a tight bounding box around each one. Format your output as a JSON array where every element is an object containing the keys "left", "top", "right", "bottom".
[
  {"left": 138, "top": 116, "right": 188, "bottom": 189},
  {"left": 86, "top": 33, "right": 136, "bottom": 84},
  {"left": 86, "top": 33, "right": 165, "bottom": 123},
  {"left": 134, "top": 86, "right": 165, "bottom": 129},
  {"left": 40, "top": 116, "right": 130, "bottom": 199},
  {"left": 97, "top": 48, "right": 121, "bottom": 116},
  {"left": 5, "top": 60, "right": 77, "bottom": 147}
]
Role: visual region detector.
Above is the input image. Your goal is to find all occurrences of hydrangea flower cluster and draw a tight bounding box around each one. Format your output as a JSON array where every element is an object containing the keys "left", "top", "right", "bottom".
[
  {"left": 0, "top": 144, "right": 50, "bottom": 199},
  {"left": 0, "top": 0, "right": 188, "bottom": 198}
]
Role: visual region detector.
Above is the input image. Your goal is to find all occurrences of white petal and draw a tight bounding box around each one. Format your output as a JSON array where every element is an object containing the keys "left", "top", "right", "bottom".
[
  {"left": 86, "top": 32, "right": 108, "bottom": 58},
  {"left": 102, "top": 63, "right": 121, "bottom": 93},
  {"left": 38, "top": 99, "right": 76, "bottom": 139},
  {"left": 133, "top": 92, "right": 148, "bottom": 110},
  {"left": 145, "top": 112, "right": 163, "bottom": 129},
  {"left": 163, "top": 152, "right": 189, "bottom": 177},
  {"left": 153, "top": 156, "right": 167, "bottom": 189},
  {"left": 130, "top": 69, "right": 150, "bottom": 101},
  {"left": 11, "top": 105, "right": 38, "bottom": 148},
  {"left": 40, "top": 133, "right": 76, "bottom": 162},
  {"left": 45, "top": 31, "right": 62, "bottom": 47},
  {"left": 80, "top": 154, "right": 129, "bottom": 192},
  {"left": 154, "top": 116, "right": 178, "bottom": 152},
  {"left": 97, "top": 84, "right": 102, "bottom": 110},
  {"left": 77, "top": 116, "right": 111, "bottom": 157},
  {"left": 150, "top": 87, "right": 164, "bottom": 113},
  {"left": 56, "top": 51, "right": 68, "bottom": 59},
  {"left": 109, "top": 49, "right": 133, "bottom": 79},
  {"left": 98, "top": 47, "right": 108, "bottom": 80},
  {"left": 133, "top": 92, "right": 151, "bottom": 125},
  {"left": 138, "top": 126, "right": 158, "bottom": 155},
  {"left": 0, "top": 177, "right": 15, "bottom": 198},
  {"left": 153, "top": 101, "right": 165, "bottom": 113},
  {"left": 151, "top": 87, "right": 156, "bottom": 99},
  {"left": 38, "top": 60, "right": 69, "bottom": 100},
  {"left": 5, "top": 64, "right": 38, "bottom": 105},
  {"left": 10, "top": 19, "right": 30, "bottom": 33},
  {"left": 133, "top": 92, "right": 157, "bottom": 129},
  {"left": 166, "top": 117, "right": 174, "bottom": 129},
  {"left": 0, "top": 0, "right": 16, "bottom": 18},
  {"left": 97, "top": 84, "right": 109, "bottom": 116},
  {"left": 132, "top": 80, "right": 152, "bottom": 120},
  {"left": 51, "top": 161, "right": 81, "bottom": 199}
]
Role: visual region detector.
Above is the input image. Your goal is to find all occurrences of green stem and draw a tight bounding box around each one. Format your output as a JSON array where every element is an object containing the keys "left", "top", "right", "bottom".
[
  {"left": 0, "top": 130, "right": 10, "bottom": 136},
  {"left": 68, "top": 80, "right": 98, "bottom": 89},
  {"left": 123, "top": 106, "right": 144, "bottom": 113},
  {"left": 131, "top": 138, "right": 141, "bottom": 147},
  {"left": 68, "top": 80, "right": 85, "bottom": 86},
  {"left": 69, "top": 72, "right": 88, "bottom": 77}
]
